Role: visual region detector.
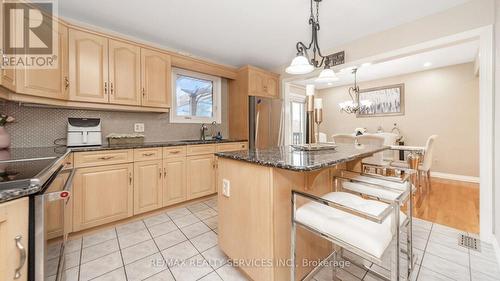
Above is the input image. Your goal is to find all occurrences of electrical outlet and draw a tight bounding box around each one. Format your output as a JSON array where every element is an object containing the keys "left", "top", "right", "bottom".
[
  {"left": 222, "top": 179, "right": 230, "bottom": 197},
  {"left": 134, "top": 123, "right": 145, "bottom": 133}
]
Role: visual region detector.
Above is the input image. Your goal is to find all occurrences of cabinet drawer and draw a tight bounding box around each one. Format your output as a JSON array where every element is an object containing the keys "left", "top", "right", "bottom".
[
  {"left": 216, "top": 142, "right": 248, "bottom": 152},
  {"left": 134, "top": 148, "right": 162, "bottom": 161},
  {"left": 74, "top": 150, "right": 133, "bottom": 168},
  {"left": 163, "top": 146, "right": 187, "bottom": 158},
  {"left": 186, "top": 144, "right": 215, "bottom": 156}
]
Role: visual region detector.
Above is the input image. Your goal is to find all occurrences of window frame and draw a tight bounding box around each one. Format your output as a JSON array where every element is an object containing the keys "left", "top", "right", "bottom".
[{"left": 170, "top": 68, "right": 222, "bottom": 124}]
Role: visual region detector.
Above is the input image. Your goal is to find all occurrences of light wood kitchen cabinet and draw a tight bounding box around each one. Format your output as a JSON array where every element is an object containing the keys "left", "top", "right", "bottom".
[
  {"left": 18, "top": 23, "right": 69, "bottom": 100},
  {"left": 134, "top": 160, "right": 163, "bottom": 215},
  {"left": 45, "top": 172, "right": 68, "bottom": 239},
  {"left": 163, "top": 157, "right": 187, "bottom": 206},
  {"left": 187, "top": 154, "right": 216, "bottom": 199},
  {"left": 141, "top": 48, "right": 171, "bottom": 108},
  {"left": 108, "top": 39, "right": 141, "bottom": 106},
  {"left": 0, "top": 198, "right": 29, "bottom": 281},
  {"left": 247, "top": 66, "right": 280, "bottom": 98},
  {"left": 73, "top": 163, "right": 133, "bottom": 231},
  {"left": 68, "top": 29, "right": 109, "bottom": 103}
]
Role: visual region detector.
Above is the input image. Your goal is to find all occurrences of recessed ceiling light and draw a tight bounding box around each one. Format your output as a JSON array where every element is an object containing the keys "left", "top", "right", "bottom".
[
  {"left": 361, "top": 62, "right": 372, "bottom": 67},
  {"left": 327, "top": 83, "right": 333, "bottom": 86},
  {"left": 423, "top": 62, "right": 432, "bottom": 67}
]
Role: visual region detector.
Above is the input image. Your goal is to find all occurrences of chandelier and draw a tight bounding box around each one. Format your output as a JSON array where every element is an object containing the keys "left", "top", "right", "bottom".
[
  {"left": 338, "top": 68, "right": 372, "bottom": 114},
  {"left": 285, "top": 0, "right": 344, "bottom": 83}
]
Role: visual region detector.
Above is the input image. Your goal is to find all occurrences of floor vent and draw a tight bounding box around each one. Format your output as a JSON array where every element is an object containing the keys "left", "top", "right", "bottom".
[{"left": 458, "top": 234, "right": 480, "bottom": 252}]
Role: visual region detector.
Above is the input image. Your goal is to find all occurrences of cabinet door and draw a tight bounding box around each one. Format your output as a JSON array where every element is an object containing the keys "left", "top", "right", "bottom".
[
  {"left": 108, "top": 39, "right": 141, "bottom": 106},
  {"left": 264, "top": 76, "right": 279, "bottom": 98},
  {"left": 140, "top": 48, "right": 171, "bottom": 108},
  {"left": 134, "top": 160, "right": 163, "bottom": 215},
  {"left": 248, "top": 71, "right": 264, "bottom": 97},
  {"left": 19, "top": 23, "right": 69, "bottom": 100},
  {"left": 68, "top": 29, "right": 109, "bottom": 103},
  {"left": 163, "top": 157, "right": 187, "bottom": 206},
  {"left": 45, "top": 172, "right": 69, "bottom": 239},
  {"left": 73, "top": 164, "right": 133, "bottom": 231},
  {"left": 187, "top": 154, "right": 216, "bottom": 199},
  {"left": 0, "top": 198, "right": 29, "bottom": 281}
]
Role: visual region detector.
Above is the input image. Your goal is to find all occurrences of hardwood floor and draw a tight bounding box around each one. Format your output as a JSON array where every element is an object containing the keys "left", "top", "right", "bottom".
[{"left": 413, "top": 177, "right": 479, "bottom": 233}]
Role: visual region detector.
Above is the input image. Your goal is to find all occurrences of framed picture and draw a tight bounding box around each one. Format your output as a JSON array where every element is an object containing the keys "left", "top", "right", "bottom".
[{"left": 357, "top": 84, "right": 405, "bottom": 117}]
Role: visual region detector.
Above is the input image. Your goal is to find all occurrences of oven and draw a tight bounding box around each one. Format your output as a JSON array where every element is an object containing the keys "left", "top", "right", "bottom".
[{"left": 29, "top": 154, "right": 75, "bottom": 281}]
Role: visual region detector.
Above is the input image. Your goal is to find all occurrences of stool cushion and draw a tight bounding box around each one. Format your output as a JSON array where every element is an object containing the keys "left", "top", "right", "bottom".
[
  {"left": 342, "top": 181, "right": 402, "bottom": 201},
  {"left": 295, "top": 192, "right": 406, "bottom": 259}
]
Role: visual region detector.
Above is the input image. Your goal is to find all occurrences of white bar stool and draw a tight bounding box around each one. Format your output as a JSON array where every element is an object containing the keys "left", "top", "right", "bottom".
[{"left": 290, "top": 171, "right": 414, "bottom": 281}]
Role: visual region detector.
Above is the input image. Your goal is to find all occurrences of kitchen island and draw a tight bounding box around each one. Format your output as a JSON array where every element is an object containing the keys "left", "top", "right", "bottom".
[{"left": 215, "top": 144, "right": 387, "bottom": 281}]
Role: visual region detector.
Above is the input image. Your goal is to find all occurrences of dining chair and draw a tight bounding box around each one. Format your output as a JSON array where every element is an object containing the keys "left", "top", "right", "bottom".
[
  {"left": 332, "top": 134, "right": 356, "bottom": 144},
  {"left": 391, "top": 135, "right": 438, "bottom": 192},
  {"left": 357, "top": 134, "right": 390, "bottom": 174}
]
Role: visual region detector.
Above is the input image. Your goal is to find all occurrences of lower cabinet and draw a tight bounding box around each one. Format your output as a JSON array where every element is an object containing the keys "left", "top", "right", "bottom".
[
  {"left": 187, "top": 154, "right": 216, "bottom": 199},
  {"left": 0, "top": 198, "right": 29, "bottom": 281},
  {"left": 163, "top": 157, "right": 187, "bottom": 206},
  {"left": 73, "top": 163, "right": 133, "bottom": 231},
  {"left": 45, "top": 172, "right": 69, "bottom": 239},
  {"left": 134, "top": 160, "right": 163, "bottom": 215}
]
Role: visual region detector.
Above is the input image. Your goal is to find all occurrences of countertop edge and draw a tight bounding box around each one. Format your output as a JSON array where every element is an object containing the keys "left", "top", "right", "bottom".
[{"left": 215, "top": 146, "right": 388, "bottom": 172}]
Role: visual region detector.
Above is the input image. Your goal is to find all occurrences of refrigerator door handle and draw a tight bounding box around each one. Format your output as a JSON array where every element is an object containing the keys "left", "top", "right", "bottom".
[{"left": 255, "top": 110, "right": 260, "bottom": 147}]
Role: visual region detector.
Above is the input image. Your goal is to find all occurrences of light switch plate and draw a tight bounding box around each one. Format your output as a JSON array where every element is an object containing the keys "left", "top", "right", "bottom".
[
  {"left": 134, "top": 123, "right": 145, "bottom": 133},
  {"left": 222, "top": 179, "right": 230, "bottom": 197}
]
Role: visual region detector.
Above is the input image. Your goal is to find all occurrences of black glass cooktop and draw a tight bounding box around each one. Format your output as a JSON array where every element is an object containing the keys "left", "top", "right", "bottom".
[{"left": 0, "top": 147, "right": 67, "bottom": 188}]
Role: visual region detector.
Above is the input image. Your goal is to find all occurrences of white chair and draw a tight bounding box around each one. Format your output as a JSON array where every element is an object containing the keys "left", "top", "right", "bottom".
[
  {"left": 291, "top": 171, "right": 414, "bottom": 281},
  {"left": 357, "top": 135, "right": 391, "bottom": 174},
  {"left": 391, "top": 135, "right": 438, "bottom": 191},
  {"left": 332, "top": 134, "right": 356, "bottom": 144},
  {"left": 376, "top": 132, "right": 400, "bottom": 161}
]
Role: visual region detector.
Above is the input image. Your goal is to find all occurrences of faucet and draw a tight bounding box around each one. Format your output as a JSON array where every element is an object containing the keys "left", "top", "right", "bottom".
[{"left": 200, "top": 123, "right": 208, "bottom": 140}]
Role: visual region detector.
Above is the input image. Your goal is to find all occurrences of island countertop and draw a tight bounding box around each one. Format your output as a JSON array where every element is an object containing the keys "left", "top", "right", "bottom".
[{"left": 215, "top": 143, "right": 387, "bottom": 171}]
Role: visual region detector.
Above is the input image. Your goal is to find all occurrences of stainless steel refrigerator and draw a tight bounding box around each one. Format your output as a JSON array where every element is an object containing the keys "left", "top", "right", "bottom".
[{"left": 248, "top": 96, "right": 283, "bottom": 149}]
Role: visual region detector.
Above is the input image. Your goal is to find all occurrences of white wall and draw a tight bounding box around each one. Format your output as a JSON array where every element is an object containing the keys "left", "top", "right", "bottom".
[{"left": 318, "top": 63, "right": 479, "bottom": 177}]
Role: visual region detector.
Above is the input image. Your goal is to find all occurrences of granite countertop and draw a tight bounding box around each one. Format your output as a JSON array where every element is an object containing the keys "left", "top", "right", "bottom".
[
  {"left": 215, "top": 144, "right": 388, "bottom": 172},
  {"left": 0, "top": 139, "right": 247, "bottom": 203},
  {"left": 70, "top": 139, "right": 247, "bottom": 152}
]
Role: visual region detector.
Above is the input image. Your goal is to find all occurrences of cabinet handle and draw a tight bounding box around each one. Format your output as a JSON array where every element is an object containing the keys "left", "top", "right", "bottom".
[
  {"left": 129, "top": 172, "right": 132, "bottom": 185},
  {"left": 104, "top": 82, "right": 108, "bottom": 95},
  {"left": 163, "top": 167, "right": 166, "bottom": 177},
  {"left": 64, "top": 76, "right": 69, "bottom": 90},
  {"left": 142, "top": 153, "right": 155, "bottom": 157},
  {"left": 142, "top": 88, "right": 145, "bottom": 97},
  {"left": 169, "top": 151, "right": 180, "bottom": 154},
  {"left": 110, "top": 82, "right": 114, "bottom": 95},
  {"left": 14, "top": 235, "right": 26, "bottom": 280},
  {"left": 98, "top": 156, "right": 114, "bottom": 160},
  {"left": 159, "top": 167, "right": 162, "bottom": 178}
]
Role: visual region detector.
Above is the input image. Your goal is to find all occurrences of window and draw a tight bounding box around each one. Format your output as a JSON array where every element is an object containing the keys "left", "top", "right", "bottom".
[
  {"left": 290, "top": 97, "right": 306, "bottom": 144},
  {"left": 170, "top": 68, "right": 221, "bottom": 123}
]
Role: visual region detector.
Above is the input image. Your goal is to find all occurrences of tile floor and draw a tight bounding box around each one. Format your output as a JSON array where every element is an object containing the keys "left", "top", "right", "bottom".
[{"left": 46, "top": 196, "right": 500, "bottom": 281}]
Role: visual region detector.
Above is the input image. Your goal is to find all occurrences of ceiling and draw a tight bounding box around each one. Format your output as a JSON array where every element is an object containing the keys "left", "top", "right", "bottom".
[
  {"left": 58, "top": 0, "right": 470, "bottom": 70},
  {"left": 292, "top": 39, "right": 479, "bottom": 90}
]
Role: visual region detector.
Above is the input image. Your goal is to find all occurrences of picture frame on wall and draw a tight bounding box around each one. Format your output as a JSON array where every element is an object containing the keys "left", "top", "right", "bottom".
[{"left": 357, "top": 83, "right": 405, "bottom": 117}]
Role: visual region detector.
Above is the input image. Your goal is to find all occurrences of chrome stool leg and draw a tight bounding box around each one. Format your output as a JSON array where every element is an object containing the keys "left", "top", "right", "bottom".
[{"left": 291, "top": 193, "right": 297, "bottom": 281}]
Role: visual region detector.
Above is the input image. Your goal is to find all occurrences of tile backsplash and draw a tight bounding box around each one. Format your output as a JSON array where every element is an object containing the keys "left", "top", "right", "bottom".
[{"left": 2, "top": 80, "right": 229, "bottom": 148}]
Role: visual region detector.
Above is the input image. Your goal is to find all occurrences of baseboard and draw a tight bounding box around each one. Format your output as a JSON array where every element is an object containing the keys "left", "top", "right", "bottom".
[
  {"left": 431, "top": 172, "right": 479, "bottom": 183},
  {"left": 492, "top": 237, "right": 500, "bottom": 272}
]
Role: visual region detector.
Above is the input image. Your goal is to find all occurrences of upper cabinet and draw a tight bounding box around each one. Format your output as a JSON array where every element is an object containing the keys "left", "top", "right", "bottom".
[
  {"left": 109, "top": 39, "right": 141, "bottom": 106},
  {"left": 68, "top": 29, "right": 109, "bottom": 103},
  {"left": 141, "top": 48, "right": 171, "bottom": 108},
  {"left": 68, "top": 29, "right": 145, "bottom": 106},
  {"left": 20, "top": 24, "right": 69, "bottom": 100},
  {"left": 246, "top": 66, "right": 280, "bottom": 98}
]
